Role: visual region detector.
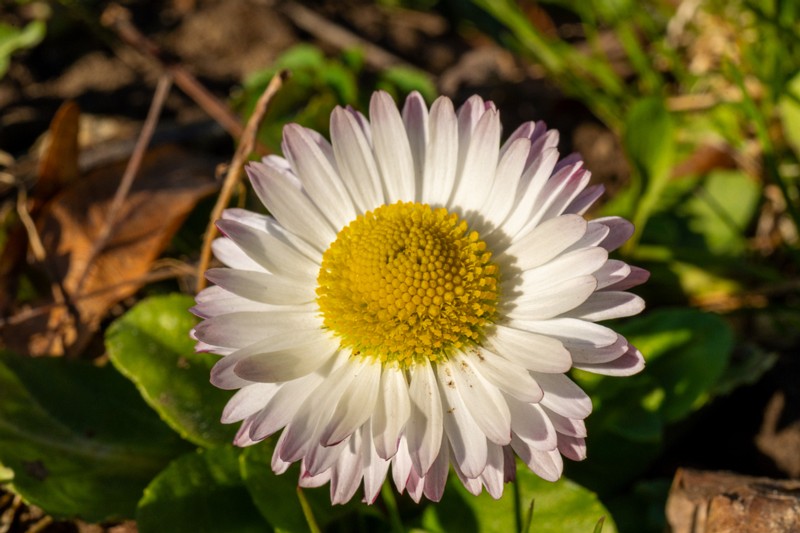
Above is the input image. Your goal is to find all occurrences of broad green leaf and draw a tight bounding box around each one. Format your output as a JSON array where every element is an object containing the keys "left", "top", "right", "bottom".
[
  {"left": 137, "top": 447, "right": 267, "bottom": 533},
  {"left": 422, "top": 465, "right": 616, "bottom": 533},
  {"left": 681, "top": 170, "right": 760, "bottom": 255},
  {"left": 0, "top": 19, "right": 45, "bottom": 78},
  {"left": 241, "top": 443, "right": 360, "bottom": 532},
  {"left": 0, "top": 351, "right": 190, "bottom": 521},
  {"left": 568, "top": 309, "right": 733, "bottom": 490},
  {"left": 617, "top": 308, "right": 734, "bottom": 422},
  {"left": 576, "top": 308, "right": 734, "bottom": 424},
  {"left": 106, "top": 293, "right": 236, "bottom": 447}
]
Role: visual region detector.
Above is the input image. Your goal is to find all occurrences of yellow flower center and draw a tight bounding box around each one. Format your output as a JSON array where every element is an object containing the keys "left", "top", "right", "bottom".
[{"left": 316, "top": 201, "right": 499, "bottom": 367}]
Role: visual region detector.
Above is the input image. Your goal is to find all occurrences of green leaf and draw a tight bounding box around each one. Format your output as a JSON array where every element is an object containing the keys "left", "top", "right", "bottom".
[
  {"left": 778, "top": 70, "right": 800, "bottom": 156},
  {"left": 106, "top": 293, "right": 236, "bottom": 448},
  {"left": 568, "top": 308, "right": 733, "bottom": 491},
  {"left": 623, "top": 97, "right": 675, "bottom": 252},
  {"left": 137, "top": 447, "right": 267, "bottom": 533},
  {"left": 378, "top": 66, "right": 437, "bottom": 103},
  {"left": 617, "top": 308, "right": 734, "bottom": 422},
  {"left": 422, "top": 465, "right": 616, "bottom": 533},
  {"left": 240, "top": 443, "right": 360, "bottom": 532},
  {"left": 0, "top": 351, "right": 190, "bottom": 521},
  {"left": 0, "top": 19, "right": 45, "bottom": 78},
  {"left": 681, "top": 170, "right": 760, "bottom": 255}
]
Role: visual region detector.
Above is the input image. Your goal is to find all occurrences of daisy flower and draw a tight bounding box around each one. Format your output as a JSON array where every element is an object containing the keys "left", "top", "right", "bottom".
[{"left": 192, "top": 91, "right": 647, "bottom": 504}]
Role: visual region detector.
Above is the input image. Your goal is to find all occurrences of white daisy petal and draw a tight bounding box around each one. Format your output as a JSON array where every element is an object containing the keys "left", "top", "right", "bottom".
[
  {"left": 542, "top": 406, "right": 587, "bottom": 438},
  {"left": 282, "top": 124, "right": 357, "bottom": 229},
  {"left": 401, "top": 91, "right": 429, "bottom": 198},
  {"left": 487, "top": 325, "right": 571, "bottom": 373},
  {"left": 216, "top": 219, "right": 318, "bottom": 280},
  {"left": 593, "top": 216, "right": 635, "bottom": 251},
  {"left": 362, "top": 424, "right": 392, "bottom": 504},
  {"left": 331, "top": 106, "right": 384, "bottom": 211},
  {"left": 534, "top": 373, "right": 593, "bottom": 420},
  {"left": 481, "top": 137, "right": 532, "bottom": 229},
  {"left": 406, "top": 360, "right": 444, "bottom": 475},
  {"left": 565, "top": 184, "right": 605, "bottom": 215},
  {"left": 511, "top": 317, "right": 618, "bottom": 348},
  {"left": 370, "top": 91, "right": 415, "bottom": 202},
  {"left": 422, "top": 97, "right": 459, "bottom": 205},
  {"left": 507, "top": 275, "right": 598, "bottom": 320},
  {"left": 500, "top": 148, "right": 560, "bottom": 237},
  {"left": 248, "top": 373, "right": 326, "bottom": 441},
  {"left": 194, "top": 310, "right": 320, "bottom": 349},
  {"left": 558, "top": 434, "right": 587, "bottom": 461},
  {"left": 391, "top": 435, "right": 413, "bottom": 493},
  {"left": 604, "top": 265, "right": 651, "bottom": 291},
  {"left": 196, "top": 91, "right": 646, "bottom": 504},
  {"left": 500, "top": 214, "right": 587, "bottom": 267},
  {"left": 421, "top": 440, "right": 449, "bottom": 502},
  {"left": 246, "top": 162, "right": 336, "bottom": 251},
  {"left": 507, "top": 398, "right": 557, "bottom": 451},
  {"left": 205, "top": 268, "right": 315, "bottom": 305},
  {"left": 233, "top": 336, "right": 339, "bottom": 383},
  {"left": 321, "top": 360, "right": 382, "bottom": 446},
  {"left": 437, "top": 361, "right": 489, "bottom": 478},
  {"left": 211, "top": 237, "right": 264, "bottom": 271},
  {"left": 449, "top": 352, "right": 512, "bottom": 445},
  {"left": 573, "top": 345, "right": 645, "bottom": 376},
  {"left": 470, "top": 347, "right": 544, "bottom": 403},
  {"left": 450, "top": 108, "right": 501, "bottom": 213},
  {"left": 517, "top": 247, "right": 609, "bottom": 292},
  {"left": 221, "top": 383, "right": 277, "bottom": 423},
  {"left": 479, "top": 443, "right": 506, "bottom": 499},
  {"left": 511, "top": 434, "right": 563, "bottom": 482},
  {"left": 567, "top": 291, "right": 646, "bottom": 321},
  {"left": 372, "top": 367, "right": 411, "bottom": 459}
]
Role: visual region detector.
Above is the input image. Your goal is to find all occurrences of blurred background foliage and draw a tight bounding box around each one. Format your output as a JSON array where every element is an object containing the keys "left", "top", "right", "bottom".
[{"left": 0, "top": 0, "right": 798, "bottom": 531}]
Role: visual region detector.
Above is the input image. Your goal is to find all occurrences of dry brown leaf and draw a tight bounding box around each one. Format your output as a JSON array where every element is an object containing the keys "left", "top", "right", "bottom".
[
  {"left": 37, "top": 100, "right": 81, "bottom": 201},
  {"left": 2, "top": 144, "right": 218, "bottom": 357}
]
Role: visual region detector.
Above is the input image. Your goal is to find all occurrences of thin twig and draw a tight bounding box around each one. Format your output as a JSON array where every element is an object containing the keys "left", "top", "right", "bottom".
[
  {"left": 195, "top": 69, "right": 290, "bottom": 293},
  {"left": 0, "top": 266, "right": 193, "bottom": 328},
  {"left": 16, "top": 188, "right": 46, "bottom": 263},
  {"left": 72, "top": 74, "right": 173, "bottom": 299},
  {"left": 16, "top": 187, "right": 71, "bottom": 311},
  {"left": 282, "top": 0, "right": 422, "bottom": 74},
  {"left": 101, "top": 4, "right": 265, "bottom": 151}
]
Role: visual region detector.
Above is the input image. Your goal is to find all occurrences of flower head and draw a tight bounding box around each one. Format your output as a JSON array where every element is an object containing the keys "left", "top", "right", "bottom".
[{"left": 192, "top": 91, "right": 648, "bottom": 504}]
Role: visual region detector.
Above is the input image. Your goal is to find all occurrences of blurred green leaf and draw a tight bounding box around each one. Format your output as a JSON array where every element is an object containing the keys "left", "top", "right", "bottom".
[
  {"left": 682, "top": 170, "right": 760, "bottom": 255},
  {"left": 778, "top": 70, "right": 800, "bottom": 156},
  {"left": 241, "top": 443, "right": 360, "bottom": 532},
  {"left": 600, "top": 308, "right": 733, "bottom": 423},
  {"left": 378, "top": 66, "right": 437, "bottom": 102},
  {"left": 137, "top": 446, "right": 267, "bottom": 533},
  {"left": 422, "top": 465, "right": 616, "bottom": 533},
  {"left": 0, "top": 19, "right": 45, "bottom": 78},
  {"left": 623, "top": 97, "right": 675, "bottom": 252},
  {"left": 568, "top": 309, "right": 733, "bottom": 490},
  {"left": 0, "top": 351, "right": 190, "bottom": 521},
  {"left": 106, "top": 293, "right": 236, "bottom": 448},
  {"left": 624, "top": 97, "right": 674, "bottom": 185},
  {"left": 235, "top": 44, "right": 359, "bottom": 151}
]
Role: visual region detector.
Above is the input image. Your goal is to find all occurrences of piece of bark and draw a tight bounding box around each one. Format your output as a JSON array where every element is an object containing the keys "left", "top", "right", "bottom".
[{"left": 666, "top": 468, "right": 800, "bottom": 533}]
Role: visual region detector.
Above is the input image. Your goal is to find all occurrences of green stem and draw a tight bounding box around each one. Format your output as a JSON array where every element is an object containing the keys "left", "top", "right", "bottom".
[
  {"left": 381, "top": 482, "right": 404, "bottom": 533},
  {"left": 296, "top": 487, "right": 322, "bottom": 533}
]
